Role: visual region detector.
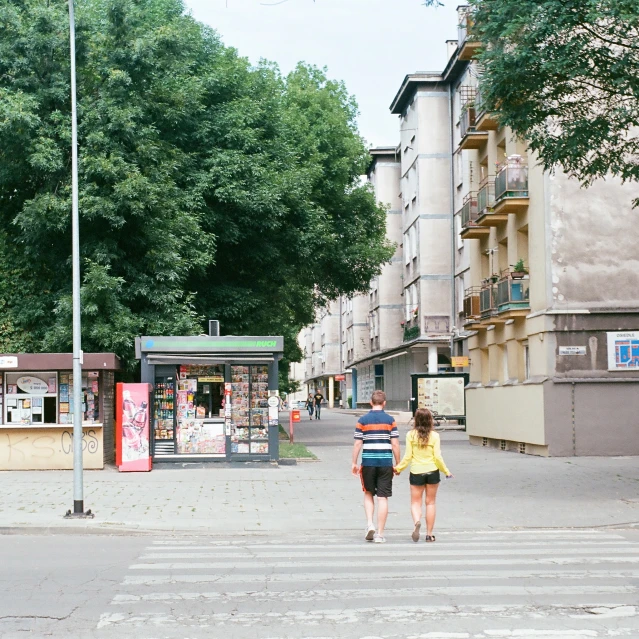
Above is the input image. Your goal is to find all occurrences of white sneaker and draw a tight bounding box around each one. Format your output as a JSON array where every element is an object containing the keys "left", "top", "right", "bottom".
[
  {"left": 373, "top": 534, "right": 386, "bottom": 543},
  {"left": 365, "top": 524, "right": 375, "bottom": 541}
]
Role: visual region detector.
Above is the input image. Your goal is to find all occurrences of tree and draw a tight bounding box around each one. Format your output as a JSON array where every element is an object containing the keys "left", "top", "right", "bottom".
[
  {"left": 0, "top": 0, "right": 393, "bottom": 371},
  {"left": 467, "top": 0, "right": 639, "bottom": 205}
]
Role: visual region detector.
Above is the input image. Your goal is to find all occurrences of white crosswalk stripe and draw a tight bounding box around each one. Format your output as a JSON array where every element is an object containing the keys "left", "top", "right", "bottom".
[{"left": 96, "top": 529, "right": 639, "bottom": 639}]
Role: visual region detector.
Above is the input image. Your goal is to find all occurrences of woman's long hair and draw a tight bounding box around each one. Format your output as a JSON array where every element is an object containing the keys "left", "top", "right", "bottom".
[{"left": 413, "top": 408, "right": 434, "bottom": 447}]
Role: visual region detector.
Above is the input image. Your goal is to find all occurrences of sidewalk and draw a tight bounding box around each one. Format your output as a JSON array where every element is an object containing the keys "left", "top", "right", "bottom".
[{"left": 0, "top": 428, "right": 638, "bottom": 536}]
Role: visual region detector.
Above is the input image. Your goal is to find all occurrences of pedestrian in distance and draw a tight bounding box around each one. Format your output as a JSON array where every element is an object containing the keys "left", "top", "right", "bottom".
[
  {"left": 394, "top": 408, "right": 453, "bottom": 543},
  {"left": 305, "top": 393, "right": 314, "bottom": 419},
  {"left": 313, "top": 390, "right": 324, "bottom": 420},
  {"left": 351, "top": 390, "right": 400, "bottom": 543}
]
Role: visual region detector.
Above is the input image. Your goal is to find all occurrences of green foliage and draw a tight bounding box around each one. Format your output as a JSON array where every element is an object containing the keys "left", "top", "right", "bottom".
[
  {"left": 0, "top": 0, "right": 393, "bottom": 370},
  {"left": 469, "top": 0, "right": 639, "bottom": 205}
]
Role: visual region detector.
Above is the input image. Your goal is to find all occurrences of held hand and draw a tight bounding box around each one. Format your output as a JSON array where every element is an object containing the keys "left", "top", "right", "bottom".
[
  {"left": 393, "top": 467, "right": 400, "bottom": 476},
  {"left": 446, "top": 473, "right": 454, "bottom": 479},
  {"left": 351, "top": 463, "right": 360, "bottom": 476}
]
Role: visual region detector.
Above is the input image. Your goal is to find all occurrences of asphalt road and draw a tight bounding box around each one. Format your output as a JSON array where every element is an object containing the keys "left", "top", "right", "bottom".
[
  {"left": 2, "top": 529, "right": 639, "bottom": 638},
  {"left": 3, "top": 409, "right": 639, "bottom": 638}
]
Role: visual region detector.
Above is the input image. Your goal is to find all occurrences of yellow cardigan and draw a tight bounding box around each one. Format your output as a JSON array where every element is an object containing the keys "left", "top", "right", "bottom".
[{"left": 395, "top": 429, "right": 450, "bottom": 476}]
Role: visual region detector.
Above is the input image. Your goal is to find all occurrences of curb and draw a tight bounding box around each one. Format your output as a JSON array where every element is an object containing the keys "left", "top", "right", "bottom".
[{"left": 2, "top": 522, "right": 638, "bottom": 538}]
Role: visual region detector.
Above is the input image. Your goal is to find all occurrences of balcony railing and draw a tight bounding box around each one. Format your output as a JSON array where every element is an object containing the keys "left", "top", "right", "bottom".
[
  {"left": 477, "top": 178, "right": 494, "bottom": 215},
  {"left": 460, "top": 192, "right": 479, "bottom": 227},
  {"left": 463, "top": 287, "right": 481, "bottom": 322},
  {"left": 479, "top": 284, "right": 496, "bottom": 319},
  {"left": 460, "top": 105, "right": 477, "bottom": 140},
  {"left": 458, "top": 6, "right": 475, "bottom": 48},
  {"left": 496, "top": 274, "right": 530, "bottom": 312},
  {"left": 495, "top": 159, "right": 529, "bottom": 202},
  {"left": 403, "top": 325, "right": 420, "bottom": 342}
]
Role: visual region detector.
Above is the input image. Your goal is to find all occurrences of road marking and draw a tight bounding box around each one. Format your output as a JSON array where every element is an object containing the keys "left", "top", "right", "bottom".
[
  {"left": 139, "top": 545, "right": 636, "bottom": 560},
  {"left": 120, "top": 569, "right": 639, "bottom": 586},
  {"left": 96, "top": 603, "right": 639, "bottom": 628},
  {"left": 110, "top": 584, "right": 639, "bottom": 605}
]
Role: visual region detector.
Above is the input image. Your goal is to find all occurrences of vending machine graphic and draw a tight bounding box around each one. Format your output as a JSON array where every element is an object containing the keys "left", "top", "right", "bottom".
[{"left": 116, "top": 383, "right": 152, "bottom": 472}]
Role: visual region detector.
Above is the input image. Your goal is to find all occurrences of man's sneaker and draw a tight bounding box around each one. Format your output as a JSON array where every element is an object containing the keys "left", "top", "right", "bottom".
[
  {"left": 365, "top": 525, "right": 376, "bottom": 541},
  {"left": 373, "top": 534, "right": 386, "bottom": 544}
]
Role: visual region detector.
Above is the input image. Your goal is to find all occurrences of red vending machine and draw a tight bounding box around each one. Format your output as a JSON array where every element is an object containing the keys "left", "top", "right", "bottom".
[{"left": 116, "top": 383, "right": 152, "bottom": 472}]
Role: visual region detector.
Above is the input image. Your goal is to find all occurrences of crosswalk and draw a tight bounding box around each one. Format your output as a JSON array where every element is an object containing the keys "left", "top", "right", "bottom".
[{"left": 96, "top": 529, "right": 639, "bottom": 639}]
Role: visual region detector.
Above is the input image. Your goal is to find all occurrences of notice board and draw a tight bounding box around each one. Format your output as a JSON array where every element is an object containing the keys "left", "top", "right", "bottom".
[{"left": 411, "top": 373, "right": 469, "bottom": 420}]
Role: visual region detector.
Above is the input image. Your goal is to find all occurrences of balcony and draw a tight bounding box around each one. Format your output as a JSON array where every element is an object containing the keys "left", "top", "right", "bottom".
[
  {"left": 475, "top": 84, "right": 499, "bottom": 132},
  {"left": 496, "top": 273, "right": 530, "bottom": 319},
  {"left": 458, "top": 7, "right": 480, "bottom": 61},
  {"left": 479, "top": 284, "right": 497, "bottom": 320},
  {"left": 493, "top": 158, "right": 529, "bottom": 215},
  {"left": 403, "top": 325, "right": 420, "bottom": 342},
  {"left": 463, "top": 287, "right": 481, "bottom": 325},
  {"left": 459, "top": 91, "right": 488, "bottom": 150},
  {"left": 476, "top": 177, "right": 508, "bottom": 226},
  {"left": 459, "top": 192, "right": 489, "bottom": 240}
]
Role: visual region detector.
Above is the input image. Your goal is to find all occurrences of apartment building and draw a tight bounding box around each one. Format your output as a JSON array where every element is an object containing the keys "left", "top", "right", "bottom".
[
  {"left": 455, "top": 5, "right": 639, "bottom": 455},
  {"left": 302, "top": 300, "right": 343, "bottom": 408},
  {"left": 342, "top": 148, "right": 404, "bottom": 409}
]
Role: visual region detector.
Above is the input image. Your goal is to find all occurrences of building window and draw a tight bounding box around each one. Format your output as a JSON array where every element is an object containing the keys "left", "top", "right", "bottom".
[
  {"left": 374, "top": 364, "right": 384, "bottom": 391},
  {"left": 502, "top": 344, "right": 509, "bottom": 382},
  {"left": 523, "top": 341, "right": 530, "bottom": 380}
]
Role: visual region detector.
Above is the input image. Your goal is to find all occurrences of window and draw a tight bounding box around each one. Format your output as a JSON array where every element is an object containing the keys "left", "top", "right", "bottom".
[
  {"left": 405, "top": 286, "right": 412, "bottom": 321},
  {"left": 404, "top": 231, "right": 411, "bottom": 265},
  {"left": 523, "top": 341, "right": 530, "bottom": 380},
  {"left": 374, "top": 364, "right": 384, "bottom": 391},
  {"left": 502, "top": 344, "right": 509, "bottom": 382},
  {"left": 410, "top": 224, "right": 418, "bottom": 260},
  {"left": 455, "top": 214, "right": 463, "bottom": 249},
  {"left": 4, "top": 372, "right": 58, "bottom": 425}
]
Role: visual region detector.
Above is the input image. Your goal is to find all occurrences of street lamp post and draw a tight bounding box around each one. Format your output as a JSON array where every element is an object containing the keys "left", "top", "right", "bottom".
[{"left": 64, "top": 0, "right": 92, "bottom": 520}]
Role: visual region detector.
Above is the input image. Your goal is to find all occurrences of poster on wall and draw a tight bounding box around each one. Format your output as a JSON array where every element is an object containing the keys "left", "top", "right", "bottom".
[
  {"left": 607, "top": 331, "right": 639, "bottom": 370},
  {"left": 415, "top": 376, "right": 466, "bottom": 417},
  {"left": 116, "top": 383, "right": 152, "bottom": 472}
]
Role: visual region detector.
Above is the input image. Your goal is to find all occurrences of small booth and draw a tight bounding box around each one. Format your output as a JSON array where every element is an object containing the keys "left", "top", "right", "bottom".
[
  {"left": 135, "top": 335, "right": 284, "bottom": 462},
  {"left": 0, "top": 353, "right": 120, "bottom": 470}
]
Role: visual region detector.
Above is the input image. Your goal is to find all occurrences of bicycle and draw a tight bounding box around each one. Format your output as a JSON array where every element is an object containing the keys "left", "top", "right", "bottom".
[{"left": 431, "top": 410, "right": 448, "bottom": 429}]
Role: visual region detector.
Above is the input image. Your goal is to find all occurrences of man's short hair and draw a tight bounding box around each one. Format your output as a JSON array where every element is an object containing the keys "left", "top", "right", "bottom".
[{"left": 371, "top": 390, "right": 386, "bottom": 406}]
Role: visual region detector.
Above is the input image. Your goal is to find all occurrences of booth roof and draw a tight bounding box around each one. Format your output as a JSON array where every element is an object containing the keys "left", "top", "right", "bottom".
[
  {"left": 0, "top": 353, "right": 121, "bottom": 371},
  {"left": 136, "top": 335, "right": 284, "bottom": 358}
]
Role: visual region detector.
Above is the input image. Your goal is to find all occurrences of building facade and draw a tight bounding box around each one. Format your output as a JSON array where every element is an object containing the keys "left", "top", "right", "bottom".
[{"left": 456, "top": 4, "right": 639, "bottom": 455}]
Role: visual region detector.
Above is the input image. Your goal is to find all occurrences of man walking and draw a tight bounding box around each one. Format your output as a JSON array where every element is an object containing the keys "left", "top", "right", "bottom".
[
  {"left": 351, "top": 390, "right": 400, "bottom": 543},
  {"left": 313, "top": 390, "right": 324, "bottom": 420}
]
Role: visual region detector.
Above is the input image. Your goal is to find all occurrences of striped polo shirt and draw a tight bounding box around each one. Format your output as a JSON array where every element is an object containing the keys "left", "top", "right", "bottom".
[{"left": 354, "top": 410, "right": 399, "bottom": 467}]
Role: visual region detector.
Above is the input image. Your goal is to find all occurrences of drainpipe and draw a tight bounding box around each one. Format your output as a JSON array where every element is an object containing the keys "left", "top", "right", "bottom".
[{"left": 448, "top": 81, "right": 457, "bottom": 363}]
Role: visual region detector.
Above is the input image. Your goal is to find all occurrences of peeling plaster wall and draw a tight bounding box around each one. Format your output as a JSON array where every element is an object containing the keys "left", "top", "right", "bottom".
[{"left": 549, "top": 170, "right": 639, "bottom": 309}]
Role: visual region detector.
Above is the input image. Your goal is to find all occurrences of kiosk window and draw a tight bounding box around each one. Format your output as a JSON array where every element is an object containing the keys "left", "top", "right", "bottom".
[{"left": 5, "top": 372, "right": 58, "bottom": 425}]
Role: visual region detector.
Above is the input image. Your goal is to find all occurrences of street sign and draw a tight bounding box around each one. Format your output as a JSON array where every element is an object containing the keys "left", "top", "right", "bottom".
[
  {"left": 451, "top": 356, "right": 469, "bottom": 367},
  {"left": 558, "top": 346, "right": 587, "bottom": 356},
  {"left": 267, "top": 396, "right": 280, "bottom": 408}
]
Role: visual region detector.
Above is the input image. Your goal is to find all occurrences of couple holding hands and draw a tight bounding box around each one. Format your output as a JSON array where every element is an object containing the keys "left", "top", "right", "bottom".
[{"left": 351, "top": 390, "right": 453, "bottom": 544}]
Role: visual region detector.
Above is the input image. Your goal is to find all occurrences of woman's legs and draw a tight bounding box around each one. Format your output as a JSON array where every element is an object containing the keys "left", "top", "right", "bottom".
[
  {"left": 410, "top": 485, "right": 425, "bottom": 524},
  {"left": 425, "top": 483, "right": 439, "bottom": 537}
]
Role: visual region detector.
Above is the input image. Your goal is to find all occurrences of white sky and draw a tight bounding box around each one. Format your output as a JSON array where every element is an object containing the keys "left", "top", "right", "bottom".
[{"left": 183, "top": 0, "right": 460, "bottom": 148}]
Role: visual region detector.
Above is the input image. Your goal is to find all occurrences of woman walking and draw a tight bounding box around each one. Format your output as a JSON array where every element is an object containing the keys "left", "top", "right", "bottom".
[
  {"left": 305, "top": 393, "right": 314, "bottom": 419},
  {"left": 394, "top": 408, "right": 453, "bottom": 542}
]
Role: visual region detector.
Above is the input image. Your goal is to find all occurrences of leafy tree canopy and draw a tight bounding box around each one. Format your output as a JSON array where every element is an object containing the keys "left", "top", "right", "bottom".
[
  {"left": 467, "top": 0, "right": 639, "bottom": 204},
  {"left": 0, "top": 0, "right": 393, "bottom": 376}
]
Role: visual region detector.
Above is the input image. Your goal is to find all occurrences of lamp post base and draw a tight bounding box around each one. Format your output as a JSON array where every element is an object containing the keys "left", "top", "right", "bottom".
[{"left": 64, "top": 502, "right": 95, "bottom": 519}]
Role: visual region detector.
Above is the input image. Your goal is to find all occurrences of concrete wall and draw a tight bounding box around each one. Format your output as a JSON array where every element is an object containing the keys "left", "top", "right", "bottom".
[
  {"left": 544, "top": 380, "right": 639, "bottom": 456},
  {"left": 466, "top": 384, "right": 546, "bottom": 446},
  {"left": 549, "top": 170, "right": 639, "bottom": 310},
  {"left": 0, "top": 425, "right": 104, "bottom": 470}
]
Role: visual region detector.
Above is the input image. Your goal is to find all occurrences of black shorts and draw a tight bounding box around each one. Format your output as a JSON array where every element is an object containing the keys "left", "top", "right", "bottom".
[
  {"left": 360, "top": 466, "right": 394, "bottom": 498},
  {"left": 409, "top": 470, "right": 441, "bottom": 486}
]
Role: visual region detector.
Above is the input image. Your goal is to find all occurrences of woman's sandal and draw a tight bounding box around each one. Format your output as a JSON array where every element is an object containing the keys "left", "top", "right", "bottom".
[
  {"left": 425, "top": 535, "right": 436, "bottom": 542},
  {"left": 411, "top": 521, "right": 421, "bottom": 542}
]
